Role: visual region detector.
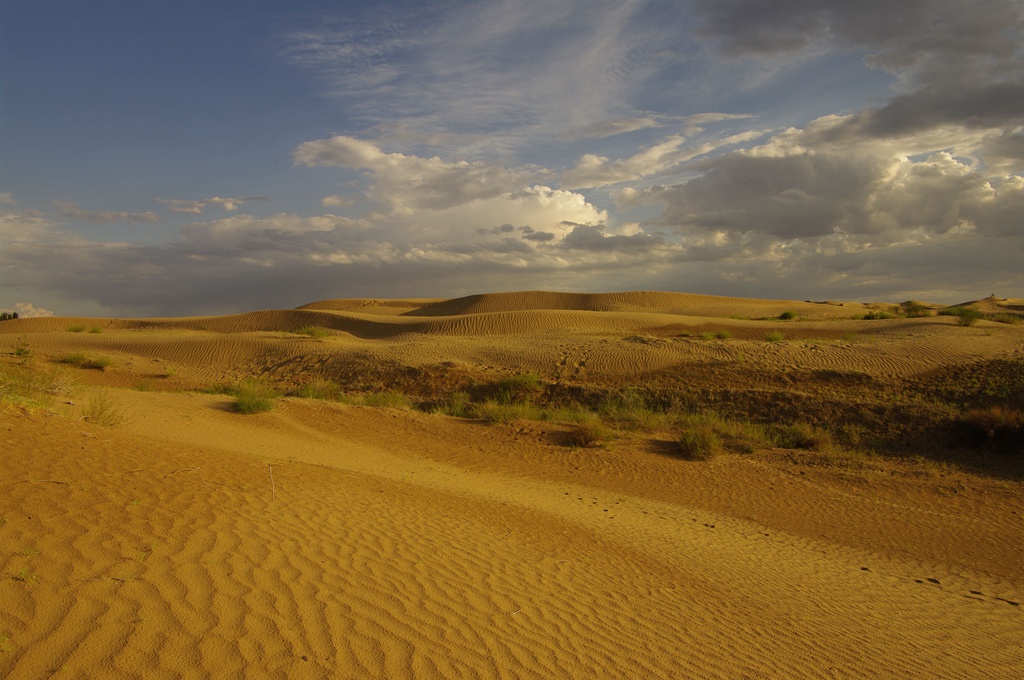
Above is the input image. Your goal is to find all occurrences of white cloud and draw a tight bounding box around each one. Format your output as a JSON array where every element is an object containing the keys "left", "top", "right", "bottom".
[
  {"left": 321, "top": 195, "right": 354, "bottom": 208},
  {"left": 562, "top": 135, "right": 688, "bottom": 189},
  {"left": 0, "top": 192, "right": 14, "bottom": 205},
  {"left": 181, "top": 213, "right": 362, "bottom": 251},
  {"left": 294, "top": 134, "right": 545, "bottom": 215},
  {"left": 563, "top": 129, "right": 768, "bottom": 189},
  {"left": 157, "top": 196, "right": 268, "bottom": 214},
  {"left": 4, "top": 1, "right": 1022, "bottom": 315},
  {"left": 54, "top": 201, "right": 161, "bottom": 224},
  {"left": 567, "top": 117, "right": 663, "bottom": 139},
  {"left": 13, "top": 302, "right": 54, "bottom": 318},
  {"left": 281, "top": 1, "right": 699, "bottom": 156},
  {"left": 681, "top": 113, "right": 754, "bottom": 125}
]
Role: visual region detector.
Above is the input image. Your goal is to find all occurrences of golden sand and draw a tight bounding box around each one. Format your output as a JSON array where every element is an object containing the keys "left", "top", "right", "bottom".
[{"left": 1, "top": 292, "right": 1022, "bottom": 678}]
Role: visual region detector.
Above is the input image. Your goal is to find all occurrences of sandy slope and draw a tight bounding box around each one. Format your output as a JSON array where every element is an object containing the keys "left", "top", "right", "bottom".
[
  {"left": 1, "top": 395, "right": 1022, "bottom": 678},
  {"left": 1, "top": 291, "right": 1023, "bottom": 677}
]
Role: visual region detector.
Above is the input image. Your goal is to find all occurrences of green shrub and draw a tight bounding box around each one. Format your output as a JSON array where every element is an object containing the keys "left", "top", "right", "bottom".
[
  {"left": 67, "top": 325, "right": 85, "bottom": 333},
  {"left": 88, "top": 356, "right": 114, "bottom": 371},
  {"left": 678, "top": 427, "right": 722, "bottom": 461},
  {"left": 987, "top": 313, "right": 1022, "bottom": 325},
  {"left": 434, "top": 391, "right": 473, "bottom": 417},
  {"left": 860, "top": 311, "right": 895, "bottom": 320},
  {"left": 599, "top": 387, "right": 646, "bottom": 419},
  {"left": 564, "top": 416, "right": 615, "bottom": 448},
  {"left": 773, "top": 422, "right": 833, "bottom": 451},
  {"left": 232, "top": 379, "right": 279, "bottom": 414},
  {"left": 715, "top": 330, "right": 732, "bottom": 340},
  {"left": 765, "top": 331, "right": 785, "bottom": 342},
  {"left": 294, "top": 378, "right": 342, "bottom": 400},
  {"left": 81, "top": 389, "right": 130, "bottom": 426},
  {"left": 200, "top": 382, "right": 237, "bottom": 395},
  {"left": 900, "top": 301, "right": 931, "bottom": 318},
  {"left": 88, "top": 326, "right": 102, "bottom": 334},
  {"left": 13, "top": 341, "right": 32, "bottom": 361},
  {"left": 491, "top": 373, "right": 543, "bottom": 404},
  {"left": 779, "top": 311, "right": 797, "bottom": 320},
  {"left": 294, "top": 326, "right": 330, "bottom": 338},
  {"left": 0, "top": 366, "right": 76, "bottom": 412},
  {"left": 471, "top": 400, "right": 543, "bottom": 423},
  {"left": 58, "top": 353, "right": 114, "bottom": 371},
  {"left": 939, "top": 306, "right": 984, "bottom": 326}
]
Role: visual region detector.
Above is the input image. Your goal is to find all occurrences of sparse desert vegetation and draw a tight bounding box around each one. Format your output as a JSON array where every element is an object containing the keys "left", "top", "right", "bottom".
[
  {"left": 58, "top": 353, "right": 115, "bottom": 371},
  {"left": 293, "top": 326, "right": 331, "bottom": 338}
]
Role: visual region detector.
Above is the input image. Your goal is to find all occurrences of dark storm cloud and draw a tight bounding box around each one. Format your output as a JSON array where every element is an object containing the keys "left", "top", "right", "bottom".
[{"left": 694, "top": 0, "right": 1023, "bottom": 146}]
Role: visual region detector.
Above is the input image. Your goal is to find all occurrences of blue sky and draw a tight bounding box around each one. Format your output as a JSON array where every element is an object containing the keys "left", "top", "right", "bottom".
[{"left": 2, "top": 0, "right": 1021, "bottom": 316}]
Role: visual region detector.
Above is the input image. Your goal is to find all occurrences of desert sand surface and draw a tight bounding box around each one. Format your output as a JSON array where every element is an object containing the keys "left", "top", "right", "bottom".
[{"left": 1, "top": 291, "right": 1022, "bottom": 678}]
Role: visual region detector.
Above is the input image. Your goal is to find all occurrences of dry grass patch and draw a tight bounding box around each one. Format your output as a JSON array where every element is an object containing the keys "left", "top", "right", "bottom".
[
  {"left": 58, "top": 353, "right": 115, "bottom": 371},
  {"left": 471, "top": 400, "right": 544, "bottom": 423},
  {"left": 294, "top": 378, "right": 343, "bottom": 400},
  {"left": 0, "top": 365, "right": 76, "bottom": 413},
  {"left": 563, "top": 415, "right": 616, "bottom": 448},
  {"left": 938, "top": 306, "right": 984, "bottom": 326},
  {"left": 81, "top": 389, "right": 132, "bottom": 427},
  {"left": 772, "top": 422, "right": 835, "bottom": 451},
  {"left": 293, "top": 326, "right": 331, "bottom": 338},
  {"left": 234, "top": 379, "right": 279, "bottom": 414},
  {"left": 678, "top": 427, "right": 723, "bottom": 461}
]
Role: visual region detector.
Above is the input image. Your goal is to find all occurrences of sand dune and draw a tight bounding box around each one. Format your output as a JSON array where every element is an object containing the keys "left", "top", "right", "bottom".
[{"left": 1, "top": 291, "right": 1022, "bottom": 677}]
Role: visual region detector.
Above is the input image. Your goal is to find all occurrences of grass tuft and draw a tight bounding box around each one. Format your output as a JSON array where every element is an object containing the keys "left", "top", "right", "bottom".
[
  {"left": 471, "top": 400, "right": 543, "bottom": 423},
  {"left": 294, "top": 378, "right": 343, "bottom": 400},
  {"left": 433, "top": 391, "right": 472, "bottom": 417},
  {"left": 81, "top": 390, "right": 131, "bottom": 427},
  {"left": 233, "top": 379, "right": 279, "bottom": 414},
  {"left": 0, "top": 366, "right": 76, "bottom": 413},
  {"left": 294, "top": 326, "right": 331, "bottom": 338},
  {"left": 678, "top": 426, "right": 723, "bottom": 461},
  {"left": 59, "top": 353, "right": 115, "bottom": 371},
  {"left": 938, "top": 306, "right": 984, "bottom": 326},
  {"left": 765, "top": 330, "right": 785, "bottom": 342},
  {"left": 563, "top": 415, "right": 616, "bottom": 448},
  {"left": 772, "top": 422, "right": 834, "bottom": 451},
  {"left": 490, "top": 372, "right": 544, "bottom": 405},
  {"left": 987, "top": 313, "right": 1022, "bottom": 325},
  {"left": 899, "top": 301, "right": 932, "bottom": 318}
]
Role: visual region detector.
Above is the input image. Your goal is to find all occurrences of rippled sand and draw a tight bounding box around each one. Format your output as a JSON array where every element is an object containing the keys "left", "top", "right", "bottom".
[{"left": 2, "top": 291, "right": 1022, "bottom": 677}]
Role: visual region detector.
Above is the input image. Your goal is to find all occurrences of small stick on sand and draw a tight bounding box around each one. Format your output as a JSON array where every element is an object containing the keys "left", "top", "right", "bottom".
[
  {"left": 163, "top": 467, "right": 201, "bottom": 479},
  {"left": 28, "top": 479, "right": 71, "bottom": 485},
  {"left": 268, "top": 464, "right": 276, "bottom": 500}
]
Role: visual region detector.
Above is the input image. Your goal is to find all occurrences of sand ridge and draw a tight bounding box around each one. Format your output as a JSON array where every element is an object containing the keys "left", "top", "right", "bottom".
[{"left": 3, "top": 291, "right": 1022, "bottom": 388}]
